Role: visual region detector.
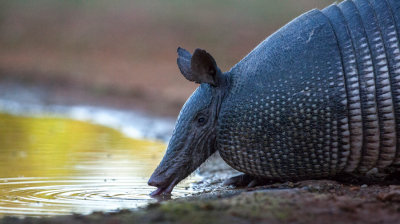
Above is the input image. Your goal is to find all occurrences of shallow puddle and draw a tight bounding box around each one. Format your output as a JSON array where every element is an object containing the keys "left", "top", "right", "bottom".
[{"left": 0, "top": 113, "right": 197, "bottom": 217}]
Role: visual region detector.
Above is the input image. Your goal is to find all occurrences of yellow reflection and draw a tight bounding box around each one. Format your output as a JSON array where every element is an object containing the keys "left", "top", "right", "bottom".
[{"left": 0, "top": 113, "right": 165, "bottom": 178}]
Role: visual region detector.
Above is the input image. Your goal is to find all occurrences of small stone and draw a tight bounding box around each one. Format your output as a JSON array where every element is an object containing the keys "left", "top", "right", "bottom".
[
  {"left": 350, "top": 186, "right": 360, "bottom": 191},
  {"left": 360, "top": 184, "right": 367, "bottom": 188},
  {"left": 377, "top": 191, "right": 400, "bottom": 202},
  {"left": 287, "top": 182, "right": 295, "bottom": 188}
]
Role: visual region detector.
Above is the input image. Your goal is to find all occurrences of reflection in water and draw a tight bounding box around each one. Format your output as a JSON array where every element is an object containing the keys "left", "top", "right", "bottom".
[{"left": 0, "top": 113, "right": 198, "bottom": 217}]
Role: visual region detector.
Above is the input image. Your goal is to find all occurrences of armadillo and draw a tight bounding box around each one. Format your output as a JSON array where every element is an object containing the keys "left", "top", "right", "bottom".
[{"left": 148, "top": 0, "right": 400, "bottom": 195}]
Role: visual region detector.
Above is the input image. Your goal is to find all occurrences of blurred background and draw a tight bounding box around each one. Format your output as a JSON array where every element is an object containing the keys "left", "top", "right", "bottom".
[{"left": 0, "top": 0, "right": 335, "bottom": 117}]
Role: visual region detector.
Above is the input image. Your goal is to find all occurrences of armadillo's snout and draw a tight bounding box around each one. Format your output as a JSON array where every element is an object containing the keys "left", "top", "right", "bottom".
[
  {"left": 147, "top": 176, "right": 161, "bottom": 187},
  {"left": 148, "top": 136, "right": 193, "bottom": 196},
  {"left": 148, "top": 174, "right": 166, "bottom": 196},
  {"left": 148, "top": 169, "right": 178, "bottom": 196}
]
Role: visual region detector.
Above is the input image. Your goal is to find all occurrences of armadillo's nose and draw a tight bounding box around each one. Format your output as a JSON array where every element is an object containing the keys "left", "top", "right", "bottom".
[
  {"left": 148, "top": 175, "right": 162, "bottom": 187},
  {"left": 147, "top": 178, "right": 158, "bottom": 187}
]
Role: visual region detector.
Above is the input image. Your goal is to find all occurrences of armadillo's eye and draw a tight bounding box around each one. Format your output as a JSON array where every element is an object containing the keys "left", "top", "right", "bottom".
[{"left": 197, "top": 117, "right": 206, "bottom": 125}]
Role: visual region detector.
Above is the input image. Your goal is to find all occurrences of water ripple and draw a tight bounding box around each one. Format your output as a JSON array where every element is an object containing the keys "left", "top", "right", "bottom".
[{"left": 0, "top": 176, "right": 197, "bottom": 217}]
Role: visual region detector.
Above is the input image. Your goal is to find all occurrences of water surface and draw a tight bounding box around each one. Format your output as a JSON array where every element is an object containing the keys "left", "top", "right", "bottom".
[{"left": 0, "top": 113, "right": 197, "bottom": 217}]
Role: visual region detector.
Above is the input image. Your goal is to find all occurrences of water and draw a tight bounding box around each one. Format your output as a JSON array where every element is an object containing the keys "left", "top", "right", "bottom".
[{"left": 0, "top": 113, "right": 198, "bottom": 217}]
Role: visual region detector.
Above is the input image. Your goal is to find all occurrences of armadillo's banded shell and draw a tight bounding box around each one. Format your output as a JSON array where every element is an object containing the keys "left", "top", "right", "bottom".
[{"left": 217, "top": 0, "right": 400, "bottom": 180}]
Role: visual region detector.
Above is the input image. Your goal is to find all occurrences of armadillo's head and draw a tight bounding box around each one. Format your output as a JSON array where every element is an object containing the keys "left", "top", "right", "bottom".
[{"left": 148, "top": 47, "right": 227, "bottom": 196}]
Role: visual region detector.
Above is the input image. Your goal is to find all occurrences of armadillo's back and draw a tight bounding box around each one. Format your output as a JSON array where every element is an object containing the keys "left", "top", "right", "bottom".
[{"left": 217, "top": 0, "right": 400, "bottom": 180}]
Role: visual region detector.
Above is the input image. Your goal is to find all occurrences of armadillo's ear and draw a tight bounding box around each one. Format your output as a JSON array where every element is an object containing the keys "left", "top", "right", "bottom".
[
  {"left": 177, "top": 47, "right": 220, "bottom": 86},
  {"left": 177, "top": 47, "right": 194, "bottom": 82}
]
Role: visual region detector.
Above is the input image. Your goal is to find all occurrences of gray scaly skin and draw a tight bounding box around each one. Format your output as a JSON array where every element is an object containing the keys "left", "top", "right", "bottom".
[{"left": 148, "top": 0, "right": 400, "bottom": 195}]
